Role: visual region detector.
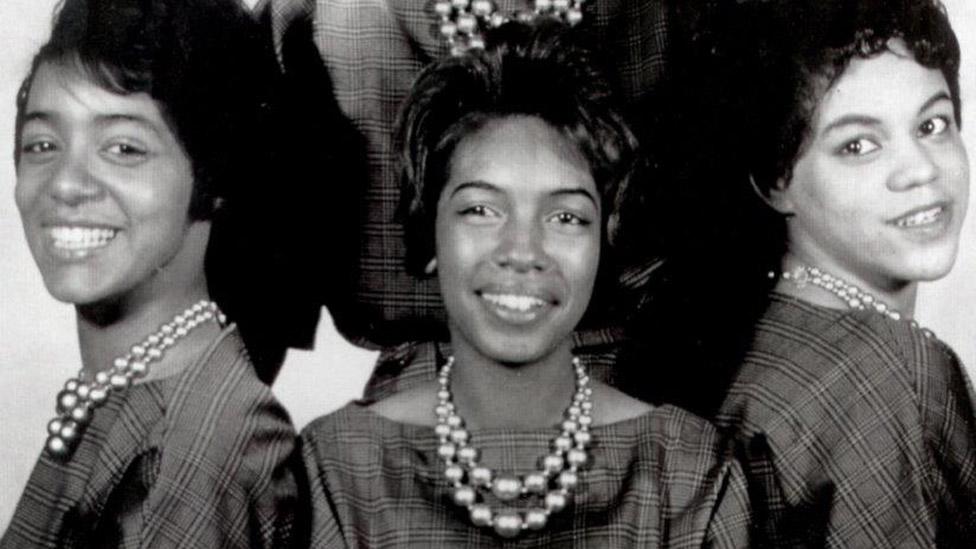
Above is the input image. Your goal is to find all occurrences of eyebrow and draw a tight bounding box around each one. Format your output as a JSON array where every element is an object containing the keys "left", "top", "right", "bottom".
[
  {"left": 21, "top": 111, "right": 163, "bottom": 138},
  {"left": 820, "top": 91, "right": 954, "bottom": 136},
  {"left": 449, "top": 181, "right": 598, "bottom": 207}
]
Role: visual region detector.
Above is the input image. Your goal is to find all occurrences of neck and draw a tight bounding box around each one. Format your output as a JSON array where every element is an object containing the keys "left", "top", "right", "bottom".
[
  {"left": 75, "top": 283, "right": 218, "bottom": 381},
  {"left": 448, "top": 340, "right": 577, "bottom": 430},
  {"left": 779, "top": 252, "right": 918, "bottom": 317}
]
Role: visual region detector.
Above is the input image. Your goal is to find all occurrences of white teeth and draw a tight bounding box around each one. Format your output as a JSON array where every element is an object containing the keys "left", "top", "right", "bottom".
[
  {"left": 896, "top": 206, "right": 942, "bottom": 228},
  {"left": 482, "top": 293, "right": 546, "bottom": 312},
  {"left": 48, "top": 226, "right": 118, "bottom": 251}
]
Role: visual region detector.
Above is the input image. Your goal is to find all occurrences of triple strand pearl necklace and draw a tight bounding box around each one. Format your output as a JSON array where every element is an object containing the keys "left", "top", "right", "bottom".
[
  {"left": 45, "top": 300, "right": 224, "bottom": 458},
  {"left": 434, "top": 0, "right": 587, "bottom": 56},
  {"left": 435, "top": 355, "right": 593, "bottom": 538},
  {"left": 777, "top": 265, "right": 932, "bottom": 336}
]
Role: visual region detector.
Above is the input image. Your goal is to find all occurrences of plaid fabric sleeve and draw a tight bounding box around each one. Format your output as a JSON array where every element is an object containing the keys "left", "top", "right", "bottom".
[{"left": 130, "top": 330, "right": 301, "bottom": 549}]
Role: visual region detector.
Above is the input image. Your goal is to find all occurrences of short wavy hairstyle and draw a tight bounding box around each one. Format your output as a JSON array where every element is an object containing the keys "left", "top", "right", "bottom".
[
  {"left": 396, "top": 19, "right": 641, "bottom": 280},
  {"left": 14, "top": 0, "right": 276, "bottom": 221},
  {"left": 723, "top": 0, "right": 961, "bottom": 193}
]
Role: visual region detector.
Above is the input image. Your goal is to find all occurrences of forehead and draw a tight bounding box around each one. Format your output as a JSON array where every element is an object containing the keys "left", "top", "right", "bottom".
[
  {"left": 447, "top": 115, "right": 595, "bottom": 192},
  {"left": 25, "top": 62, "right": 167, "bottom": 128},
  {"left": 812, "top": 48, "right": 950, "bottom": 129}
]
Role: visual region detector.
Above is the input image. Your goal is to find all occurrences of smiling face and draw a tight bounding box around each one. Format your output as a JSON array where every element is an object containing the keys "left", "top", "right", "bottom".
[
  {"left": 15, "top": 61, "right": 209, "bottom": 309},
  {"left": 772, "top": 41, "right": 970, "bottom": 295},
  {"left": 435, "top": 116, "right": 601, "bottom": 366}
]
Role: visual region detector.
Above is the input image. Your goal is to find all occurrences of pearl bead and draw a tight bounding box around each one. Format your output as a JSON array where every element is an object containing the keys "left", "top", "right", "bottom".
[
  {"left": 457, "top": 446, "right": 478, "bottom": 464},
  {"left": 434, "top": 423, "right": 452, "bottom": 438},
  {"left": 567, "top": 405, "right": 581, "bottom": 418},
  {"left": 131, "top": 345, "right": 146, "bottom": 357},
  {"left": 70, "top": 405, "right": 91, "bottom": 425},
  {"left": 175, "top": 327, "right": 188, "bottom": 337},
  {"left": 578, "top": 415, "right": 592, "bottom": 427},
  {"left": 435, "top": 405, "right": 450, "bottom": 418},
  {"left": 162, "top": 336, "right": 176, "bottom": 347},
  {"left": 437, "top": 443, "right": 457, "bottom": 460},
  {"left": 110, "top": 374, "right": 130, "bottom": 390},
  {"left": 567, "top": 448, "right": 587, "bottom": 467},
  {"left": 489, "top": 12, "right": 506, "bottom": 27},
  {"left": 543, "top": 454, "right": 564, "bottom": 474},
  {"left": 434, "top": 1, "right": 452, "bottom": 17},
  {"left": 457, "top": 13, "right": 477, "bottom": 34},
  {"left": 566, "top": 7, "right": 583, "bottom": 25},
  {"left": 147, "top": 334, "right": 161, "bottom": 345},
  {"left": 553, "top": 435, "right": 573, "bottom": 452},
  {"left": 48, "top": 418, "right": 64, "bottom": 436},
  {"left": 451, "top": 0, "right": 469, "bottom": 8},
  {"left": 450, "top": 429, "right": 469, "bottom": 444},
  {"left": 545, "top": 491, "right": 568, "bottom": 512},
  {"left": 471, "top": 0, "right": 493, "bottom": 16},
  {"left": 147, "top": 348, "right": 163, "bottom": 360},
  {"left": 57, "top": 390, "right": 79, "bottom": 414},
  {"left": 492, "top": 475, "right": 522, "bottom": 500},
  {"left": 453, "top": 485, "right": 476, "bottom": 506},
  {"left": 535, "top": 0, "right": 553, "bottom": 10},
  {"left": 468, "top": 37, "right": 485, "bottom": 50},
  {"left": 553, "top": 0, "right": 570, "bottom": 9},
  {"left": 64, "top": 379, "right": 80, "bottom": 392},
  {"left": 447, "top": 415, "right": 463, "bottom": 428},
  {"left": 493, "top": 511, "right": 523, "bottom": 538},
  {"left": 437, "top": 389, "right": 450, "bottom": 401},
  {"left": 524, "top": 472, "right": 548, "bottom": 493},
  {"left": 557, "top": 470, "right": 578, "bottom": 489},
  {"left": 445, "top": 464, "right": 465, "bottom": 483},
  {"left": 76, "top": 383, "right": 90, "bottom": 400},
  {"left": 573, "top": 431, "right": 592, "bottom": 446},
  {"left": 561, "top": 420, "right": 578, "bottom": 433},
  {"left": 46, "top": 436, "right": 68, "bottom": 457},
  {"left": 89, "top": 387, "right": 109, "bottom": 404},
  {"left": 470, "top": 466, "right": 492, "bottom": 486},
  {"left": 130, "top": 361, "right": 148, "bottom": 377},
  {"left": 470, "top": 504, "right": 493, "bottom": 526},
  {"left": 59, "top": 421, "right": 79, "bottom": 442},
  {"left": 95, "top": 371, "right": 110, "bottom": 385},
  {"left": 525, "top": 508, "right": 548, "bottom": 530}
]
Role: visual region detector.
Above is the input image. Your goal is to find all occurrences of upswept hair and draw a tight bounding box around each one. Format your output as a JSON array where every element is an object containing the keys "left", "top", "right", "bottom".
[
  {"left": 396, "top": 19, "right": 640, "bottom": 277},
  {"left": 14, "top": 0, "right": 276, "bottom": 220}
]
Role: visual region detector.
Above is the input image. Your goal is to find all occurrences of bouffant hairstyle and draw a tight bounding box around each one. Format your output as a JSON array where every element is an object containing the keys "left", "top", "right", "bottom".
[{"left": 396, "top": 19, "right": 640, "bottom": 279}]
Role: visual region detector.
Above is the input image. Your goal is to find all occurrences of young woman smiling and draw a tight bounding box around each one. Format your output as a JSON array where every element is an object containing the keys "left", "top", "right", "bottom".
[
  {"left": 626, "top": 0, "right": 976, "bottom": 545},
  {"left": 1, "top": 0, "right": 299, "bottom": 546},
  {"left": 299, "top": 20, "right": 752, "bottom": 548}
]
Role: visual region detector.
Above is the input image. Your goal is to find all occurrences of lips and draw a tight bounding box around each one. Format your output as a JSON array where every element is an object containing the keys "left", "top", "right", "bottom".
[
  {"left": 480, "top": 292, "right": 547, "bottom": 312},
  {"left": 476, "top": 286, "right": 559, "bottom": 325}
]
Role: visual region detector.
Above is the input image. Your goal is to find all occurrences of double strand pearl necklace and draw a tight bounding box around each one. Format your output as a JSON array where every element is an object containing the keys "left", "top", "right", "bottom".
[
  {"left": 434, "top": 0, "right": 587, "bottom": 56},
  {"left": 45, "top": 300, "right": 224, "bottom": 458},
  {"left": 435, "top": 355, "right": 593, "bottom": 538},
  {"left": 776, "top": 265, "right": 932, "bottom": 336}
]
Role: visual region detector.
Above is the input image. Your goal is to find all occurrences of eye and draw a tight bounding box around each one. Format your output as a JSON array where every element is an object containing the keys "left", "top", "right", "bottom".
[
  {"left": 21, "top": 140, "right": 58, "bottom": 156},
  {"left": 917, "top": 115, "right": 951, "bottom": 138},
  {"left": 549, "top": 211, "right": 590, "bottom": 226},
  {"left": 457, "top": 204, "right": 502, "bottom": 224},
  {"left": 837, "top": 137, "right": 880, "bottom": 157},
  {"left": 103, "top": 142, "right": 148, "bottom": 158}
]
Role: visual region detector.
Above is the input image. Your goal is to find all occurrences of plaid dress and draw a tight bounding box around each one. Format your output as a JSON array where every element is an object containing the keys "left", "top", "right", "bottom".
[
  {"left": 717, "top": 293, "right": 976, "bottom": 547},
  {"left": 265, "top": 0, "right": 671, "bottom": 347},
  {"left": 0, "top": 327, "right": 300, "bottom": 549},
  {"left": 302, "top": 402, "right": 751, "bottom": 548}
]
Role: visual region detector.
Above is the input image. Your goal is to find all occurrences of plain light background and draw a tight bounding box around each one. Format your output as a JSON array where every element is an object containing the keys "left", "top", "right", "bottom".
[{"left": 1, "top": 0, "right": 974, "bottom": 530}]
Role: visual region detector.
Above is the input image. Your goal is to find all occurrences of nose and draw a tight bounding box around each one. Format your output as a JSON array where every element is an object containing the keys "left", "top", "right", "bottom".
[
  {"left": 492, "top": 215, "right": 551, "bottom": 273},
  {"left": 887, "top": 138, "right": 939, "bottom": 192},
  {"left": 47, "top": 150, "right": 103, "bottom": 206}
]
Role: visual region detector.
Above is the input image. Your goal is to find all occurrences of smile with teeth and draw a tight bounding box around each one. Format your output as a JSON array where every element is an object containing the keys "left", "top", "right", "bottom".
[
  {"left": 896, "top": 206, "right": 943, "bottom": 228},
  {"left": 48, "top": 226, "right": 119, "bottom": 251},
  {"left": 481, "top": 292, "right": 547, "bottom": 312}
]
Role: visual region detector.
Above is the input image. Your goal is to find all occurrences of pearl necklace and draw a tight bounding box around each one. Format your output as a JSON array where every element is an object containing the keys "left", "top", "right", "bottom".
[
  {"left": 434, "top": 0, "right": 587, "bottom": 56},
  {"left": 435, "top": 355, "right": 593, "bottom": 538},
  {"left": 776, "top": 265, "right": 932, "bottom": 336},
  {"left": 45, "top": 300, "right": 224, "bottom": 459}
]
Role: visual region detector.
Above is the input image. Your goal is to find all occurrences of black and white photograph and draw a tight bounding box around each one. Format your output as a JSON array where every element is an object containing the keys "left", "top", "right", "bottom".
[{"left": 1, "top": 0, "right": 974, "bottom": 546}]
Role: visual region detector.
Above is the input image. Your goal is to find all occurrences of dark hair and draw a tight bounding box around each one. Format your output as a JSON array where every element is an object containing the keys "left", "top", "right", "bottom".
[
  {"left": 727, "top": 0, "right": 961, "bottom": 194},
  {"left": 616, "top": 0, "right": 962, "bottom": 415},
  {"left": 14, "top": 0, "right": 276, "bottom": 220},
  {"left": 396, "top": 20, "right": 640, "bottom": 282}
]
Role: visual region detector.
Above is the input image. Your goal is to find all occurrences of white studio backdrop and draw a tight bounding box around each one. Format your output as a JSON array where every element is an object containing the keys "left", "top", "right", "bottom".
[{"left": 1, "top": 0, "right": 974, "bottom": 530}]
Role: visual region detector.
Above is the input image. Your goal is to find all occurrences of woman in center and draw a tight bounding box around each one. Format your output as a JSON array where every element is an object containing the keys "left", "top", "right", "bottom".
[{"left": 301, "top": 20, "right": 750, "bottom": 547}]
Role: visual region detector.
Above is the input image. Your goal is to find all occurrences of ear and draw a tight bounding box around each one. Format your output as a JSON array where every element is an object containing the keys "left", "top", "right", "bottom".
[
  {"left": 424, "top": 258, "right": 438, "bottom": 275},
  {"left": 750, "top": 173, "right": 794, "bottom": 216}
]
